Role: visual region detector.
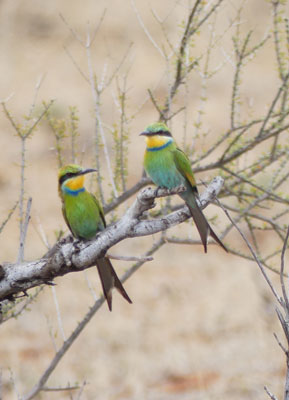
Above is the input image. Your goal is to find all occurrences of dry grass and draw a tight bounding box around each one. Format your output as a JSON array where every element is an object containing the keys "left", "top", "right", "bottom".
[{"left": 0, "top": 0, "right": 287, "bottom": 399}]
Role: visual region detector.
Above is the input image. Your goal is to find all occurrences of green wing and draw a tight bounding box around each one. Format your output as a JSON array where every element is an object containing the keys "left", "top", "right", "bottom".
[
  {"left": 173, "top": 148, "right": 197, "bottom": 192},
  {"left": 62, "top": 205, "right": 75, "bottom": 236},
  {"left": 91, "top": 194, "right": 106, "bottom": 229},
  {"left": 173, "top": 147, "right": 227, "bottom": 253}
]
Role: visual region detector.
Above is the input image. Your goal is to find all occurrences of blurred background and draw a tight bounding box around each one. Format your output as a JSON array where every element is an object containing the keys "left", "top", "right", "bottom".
[{"left": 0, "top": 0, "right": 288, "bottom": 399}]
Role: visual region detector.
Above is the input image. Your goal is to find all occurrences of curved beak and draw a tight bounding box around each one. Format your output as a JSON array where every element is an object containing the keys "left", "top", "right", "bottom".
[
  {"left": 80, "top": 168, "right": 97, "bottom": 176},
  {"left": 139, "top": 131, "right": 149, "bottom": 136}
]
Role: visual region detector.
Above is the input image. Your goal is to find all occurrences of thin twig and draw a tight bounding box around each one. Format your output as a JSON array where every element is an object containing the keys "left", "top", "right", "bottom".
[
  {"left": 22, "top": 296, "right": 103, "bottom": 400},
  {"left": 280, "top": 227, "right": 289, "bottom": 313},
  {"left": 83, "top": 270, "right": 98, "bottom": 301},
  {"left": 64, "top": 46, "right": 89, "bottom": 82},
  {"left": 221, "top": 206, "right": 282, "bottom": 305},
  {"left": 0, "top": 287, "right": 44, "bottom": 325},
  {"left": 75, "top": 381, "right": 87, "bottom": 400},
  {"left": 264, "top": 385, "right": 279, "bottom": 400},
  {"left": 103, "top": 177, "right": 151, "bottom": 214},
  {"left": 130, "top": 0, "right": 165, "bottom": 58},
  {"left": 106, "top": 253, "right": 153, "bottom": 262},
  {"left": 41, "top": 385, "right": 80, "bottom": 392},
  {"left": 85, "top": 24, "right": 118, "bottom": 201},
  {"left": 18, "top": 197, "right": 32, "bottom": 263},
  {"left": 24, "top": 74, "right": 46, "bottom": 129},
  {"left": 51, "top": 286, "right": 66, "bottom": 341},
  {"left": 0, "top": 201, "right": 18, "bottom": 235},
  {"left": 22, "top": 238, "right": 163, "bottom": 400},
  {"left": 257, "top": 72, "right": 289, "bottom": 138},
  {"left": 273, "top": 331, "right": 287, "bottom": 355},
  {"left": 59, "top": 13, "right": 85, "bottom": 45},
  {"left": 10, "top": 370, "right": 21, "bottom": 400}
]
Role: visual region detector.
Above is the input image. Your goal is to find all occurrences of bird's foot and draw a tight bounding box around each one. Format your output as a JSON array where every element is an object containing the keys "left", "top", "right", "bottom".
[
  {"left": 62, "top": 239, "right": 82, "bottom": 267},
  {"left": 154, "top": 186, "right": 164, "bottom": 198},
  {"left": 73, "top": 239, "right": 82, "bottom": 254}
]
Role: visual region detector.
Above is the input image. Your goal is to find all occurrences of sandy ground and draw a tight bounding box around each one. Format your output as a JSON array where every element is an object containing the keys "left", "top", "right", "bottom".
[{"left": 0, "top": 1, "right": 288, "bottom": 399}]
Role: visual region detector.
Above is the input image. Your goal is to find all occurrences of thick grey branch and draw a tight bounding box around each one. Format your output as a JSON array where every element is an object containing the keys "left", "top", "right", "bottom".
[{"left": 0, "top": 177, "right": 224, "bottom": 301}]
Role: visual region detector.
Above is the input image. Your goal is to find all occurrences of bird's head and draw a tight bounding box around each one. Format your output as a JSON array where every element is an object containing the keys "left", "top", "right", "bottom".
[
  {"left": 58, "top": 164, "right": 96, "bottom": 194},
  {"left": 140, "top": 122, "right": 173, "bottom": 149}
]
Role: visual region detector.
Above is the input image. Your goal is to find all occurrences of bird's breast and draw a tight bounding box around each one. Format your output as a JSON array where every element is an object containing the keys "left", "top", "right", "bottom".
[
  {"left": 144, "top": 149, "right": 184, "bottom": 189},
  {"left": 63, "top": 192, "right": 104, "bottom": 239}
]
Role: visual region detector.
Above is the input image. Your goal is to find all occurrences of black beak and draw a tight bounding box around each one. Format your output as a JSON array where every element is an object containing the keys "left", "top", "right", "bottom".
[
  {"left": 79, "top": 168, "right": 97, "bottom": 176},
  {"left": 139, "top": 131, "right": 149, "bottom": 136}
]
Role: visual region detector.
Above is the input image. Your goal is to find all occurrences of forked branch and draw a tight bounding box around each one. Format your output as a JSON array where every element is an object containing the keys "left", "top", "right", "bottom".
[{"left": 0, "top": 177, "right": 224, "bottom": 301}]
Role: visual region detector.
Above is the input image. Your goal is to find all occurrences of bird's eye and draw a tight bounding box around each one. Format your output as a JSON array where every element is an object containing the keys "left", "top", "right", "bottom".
[{"left": 59, "top": 172, "right": 77, "bottom": 185}]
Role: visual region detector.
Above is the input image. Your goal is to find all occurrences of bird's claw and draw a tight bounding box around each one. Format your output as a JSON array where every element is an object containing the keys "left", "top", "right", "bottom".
[
  {"left": 73, "top": 239, "right": 82, "bottom": 254},
  {"left": 154, "top": 186, "right": 163, "bottom": 198}
]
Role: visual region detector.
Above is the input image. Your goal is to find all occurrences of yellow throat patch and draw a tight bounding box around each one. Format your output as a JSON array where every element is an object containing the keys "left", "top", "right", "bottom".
[
  {"left": 145, "top": 135, "right": 171, "bottom": 149},
  {"left": 65, "top": 175, "right": 85, "bottom": 191}
]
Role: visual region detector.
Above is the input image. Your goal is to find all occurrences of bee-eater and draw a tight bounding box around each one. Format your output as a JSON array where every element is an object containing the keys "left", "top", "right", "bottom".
[
  {"left": 140, "top": 122, "right": 227, "bottom": 253},
  {"left": 58, "top": 164, "right": 132, "bottom": 311}
]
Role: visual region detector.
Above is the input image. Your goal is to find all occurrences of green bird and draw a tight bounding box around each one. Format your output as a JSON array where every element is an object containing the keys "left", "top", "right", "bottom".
[
  {"left": 140, "top": 122, "right": 227, "bottom": 253},
  {"left": 58, "top": 164, "right": 132, "bottom": 311}
]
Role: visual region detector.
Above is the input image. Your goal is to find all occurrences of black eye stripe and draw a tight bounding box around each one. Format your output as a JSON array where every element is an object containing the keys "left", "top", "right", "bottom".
[
  {"left": 147, "top": 130, "right": 172, "bottom": 137},
  {"left": 59, "top": 172, "right": 77, "bottom": 185}
]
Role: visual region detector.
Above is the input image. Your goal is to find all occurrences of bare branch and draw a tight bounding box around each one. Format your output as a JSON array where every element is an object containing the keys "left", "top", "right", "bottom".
[
  {"left": 264, "top": 385, "right": 279, "bottom": 400},
  {"left": 257, "top": 71, "right": 289, "bottom": 138},
  {"left": 41, "top": 385, "right": 80, "bottom": 392},
  {"left": 0, "top": 201, "right": 18, "bottom": 235},
  {"left": 59, "top": 13, "right": 85, "bottom": 45},
  {"left": 195, "top": 122, "right": 289, "bottom": 173},
  {"left": 0, "top": 177, "right": 224, "bottom": 301},
  {"left": 22, "top": 237, "right": 165, "bottom": 400},
  {"left": 0, "top": 287, "right": 43, "bottom": 325},
  {"left": 220, "top": 205, "right": 282, "bottom": 305},
  {"left": 280, "top": 227, "right": 289, "bottom": 314},
  {"left": 131, "top": 0, "right": 165, "bottom": 58},
  {"left": 103, "top": 177, "right": 151, "bottom": 214},
  {"left": 18, "top": 197, "right": 32, "bottom": 263},
  {"left": 22, "top": 296, "right": 104, "bottom": 400},
  {"left": 51, "top": 286, "right": 66, "bottom": 341},
  {"left": 107, "top": 253, "right": 154, "bottom": 262},
  {"left": 273, "top": 331, "right": 287, "bottom": 355}
]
